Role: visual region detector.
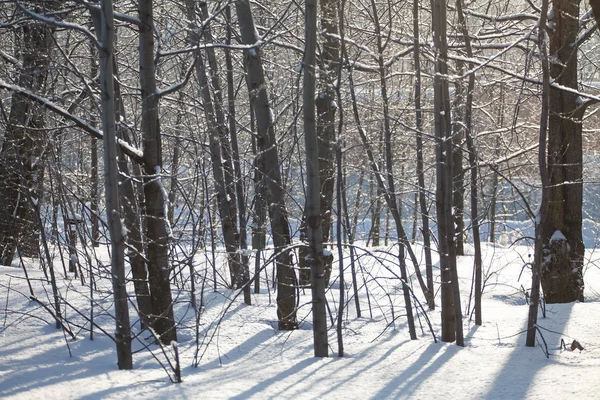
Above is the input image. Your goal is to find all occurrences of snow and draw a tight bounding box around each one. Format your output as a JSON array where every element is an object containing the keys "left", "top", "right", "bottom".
[
  {"left": 121, "top": 218, "right": 128, "bottom": 239},
  {"left": 550, "top": 230, "right": 567, "bottom": 242},
  {"left": 1, "top": 243, "right": 600, "bottom": 399},
  {"left": 154, "top": 165, "right": 173, "bottom": 240}
]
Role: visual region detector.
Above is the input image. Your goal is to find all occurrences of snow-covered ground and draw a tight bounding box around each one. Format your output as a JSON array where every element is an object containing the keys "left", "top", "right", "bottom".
[{"left": 1, "top": 242, "right": 599, "bottom": 399}]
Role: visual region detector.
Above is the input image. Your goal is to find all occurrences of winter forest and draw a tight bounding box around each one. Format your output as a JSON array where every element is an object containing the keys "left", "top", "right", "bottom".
[{"left": 1, "top": 0, "right": 600, "bottom": 398}]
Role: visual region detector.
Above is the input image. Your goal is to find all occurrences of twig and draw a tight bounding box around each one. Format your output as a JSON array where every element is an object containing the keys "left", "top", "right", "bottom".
[{"left": 29, "top": 296, "right": 76, "bottom": 340}]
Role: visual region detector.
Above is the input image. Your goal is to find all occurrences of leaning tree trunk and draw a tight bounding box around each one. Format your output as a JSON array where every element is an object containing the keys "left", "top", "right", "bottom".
[
  {"left": 139, "top": 0, "right": 177, "bottom": 344},
  {"left": 455, "top": 0, "right": 482, "bottom": 325},
  {"left": 413, "top": 0, "right": 434, "bottom": 310},
  {"left": 236, "top": 0, "right": 298, "bottom": 330},
  {"left": 184, "top": 0, "right": 244, "bottom": 291},
  {"left": 97, "top": 0, "right": 132, "bottom": 368},
  {"left": 541, "top": 0, "right": 585, "bottom": 303}
]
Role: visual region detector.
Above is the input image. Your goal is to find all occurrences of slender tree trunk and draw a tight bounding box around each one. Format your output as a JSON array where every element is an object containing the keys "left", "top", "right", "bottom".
[
  {"left": 90, "top": 44, "right": 100, "bottom": 248},
  {"left": 413, "top": 0, "right": 434, "bottom": 310},
  {"left": 225, "top": 5, "right": 251, "bottom": 304},
  {"left": 97, "top": 0, "right": 132, "bottom": 368},
  {"left": 139, "top": 0, "right": 177, "bottom": 344},
  {"left": 236, "top": 0, "right": 297, "bottom": 329},
  {"left": 452, "top": 71, "right": 465, "bottom": 257},
  {"left": 304, "top": 0, "right": 328, "bottom": 355},
  {"left": 527, "top": 0, "right": 550, "bottom": 347},
  {"left": 251, "top": 126, "right": 267, "bottom": 294},
  {"left": 185, "top": 0, "right": 243, "bottom": 290},
  {"left": 167, "top": 88, "right": 183, "bottom": 227},
  {"left": 455, "top": 0, "right": 482, "bottom": 325},
  {"left": 315, "top": 0, "right": 339, "bottom": 246}
]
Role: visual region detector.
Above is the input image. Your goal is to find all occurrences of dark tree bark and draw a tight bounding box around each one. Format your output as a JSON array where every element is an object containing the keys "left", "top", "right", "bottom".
[
  {"left": 185, "top": 0, "right": 244, "bottom": 292},
  {"left": 97, "top": 0, "right": 132, "bottom": 368},
  {"left": 299, "top": 0, "right": 340, "bottom": 287},
  {"left": 0, "top": 13, "right": 54, "bottom": 264},
  {"left": 432, "top": 0, "right": 463, "bottom": 345},
  {"left": 90, "top": 44, "right": 100, "bottom": 248},
  {"left": 540, "top": 0, "right": 585, "bottom": 303},
  {"left": 527, "top": 0, "right": 551, "bottom": 347},
  {"left": 225, "top": 5, "right": 252, "bottom": 305},
  {"left": 139, "top": 0, "right": 177, "bottom": 344},
  {"left": 455, "top": 0, "right": 482, "bottom": 325},
  {"left": 304, "top": 0, "right": 328, "bottom": 356},
  {"left": 452, "top": 72, "right": 466, "bottom": 257},
  {"left": 315, "top": 0, "right": 339, "bottom": 246},
  {"left": 413, "top": 0, "right": 435, "bottom": 310},
  {"left": 235, "top": 0, "right": 298, "bottom": 330},
  {"left": 113, "top": 72, "right": 153, "bottom": 330}
]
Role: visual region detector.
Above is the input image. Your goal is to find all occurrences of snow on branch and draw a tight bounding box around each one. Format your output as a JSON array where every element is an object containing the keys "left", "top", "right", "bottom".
[
  {"left": 463, "top": 9, "right": 538, "bottom": 23},
  {"left": 0, "top": 78, "right": 144, "bottom": 164},
  {"left": 16, "top": 1, "right": 99, "bottom": 48}
]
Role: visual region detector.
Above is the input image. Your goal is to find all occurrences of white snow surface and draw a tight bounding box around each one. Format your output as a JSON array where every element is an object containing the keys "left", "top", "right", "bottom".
[{"left": 1, "top": 243, "right": 600, "bottom": 399}]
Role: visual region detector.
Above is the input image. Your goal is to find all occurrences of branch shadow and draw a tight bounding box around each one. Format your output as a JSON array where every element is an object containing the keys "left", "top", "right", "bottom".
[{"left": 481, "top": 302, "right": 575, "bottom": 399}]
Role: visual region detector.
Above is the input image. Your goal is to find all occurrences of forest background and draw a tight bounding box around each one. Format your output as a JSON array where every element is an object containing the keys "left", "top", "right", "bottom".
[{"left": 1, "top": 0, "right": 600, "bottom": 395}]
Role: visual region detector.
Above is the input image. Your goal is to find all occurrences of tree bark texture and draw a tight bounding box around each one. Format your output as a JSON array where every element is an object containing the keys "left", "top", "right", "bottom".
[
  {"left": 542, "top": 0, "right": 584, "bottom": 303},
  {"left": 97, "top": 0, "right": 133, "bottom": 368},
  {"left": 304, "top": 0, "right": 328, "bottom": 356},
  {"left": 185, "top": 0, "right": 243, "bottom": 290},
  {"left": 315, "top": 0, "right": 339, "bottom": 246},
  {"left": 0, "top": 17, "right": 53, "bottom": 264},
  {"left": 432, "top": 0, "right": 462, "bottom": 344},
  {"left": 139, "top": 0, "right": 177, "bottom": 344},
  {"left": 413, "top": 0, "right": 435, "bottom": 310},
  {"left": 236, "top": 0, "right": 298, "bottom": 330}
]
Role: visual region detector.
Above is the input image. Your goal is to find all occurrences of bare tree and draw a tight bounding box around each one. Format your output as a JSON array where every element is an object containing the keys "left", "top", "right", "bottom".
[
  {"left": 540, "top": 0, "right": 585, "bottom": 303},
  {"left": 0, "top": 4, "right": 54, "bottom": 264},
  {"left": 235, "top": 0, "right": 298, "bottom": 330},
  {"left": 303, "top": 0, "right": 328, "bottom": 356},
  {"left": 139, "top": 0, "right": 177, "bottom": 344},
  {"left": 96, "top": 0, "right": 132, "bottom": 368},
  {"left": 432, "top": 0, "right": 463, "bottom": 346}
]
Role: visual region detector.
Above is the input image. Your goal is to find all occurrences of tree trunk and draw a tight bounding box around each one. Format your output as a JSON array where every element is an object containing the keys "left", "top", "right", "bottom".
[
  {"left": 0, "top": 17, "right": 53, "bottom": 264},
  {"left": 432, "top": 0, "right": 463, "bottom": 345},
  {"left": 97, "top": 0, "right": 132, "bottom": 368},
  {"left": 139, "top": 0, "right": 177, "bottom": 344},
  {"left": 90, "top": 44, "right": 100, "bottom": 248},
  {"left": 541, "top": 0, "right": 584, "bottom": 303},
  {"left": 185, "top": 0, "right": 243, "bottom": 290},
  {"left": 452, "top": 71, "right": 465, "bottom": 256},
  {"left": 413, "top": 0, "right": 434, "bottom": 310},
  {"left": 315, "top": 0, "right": 339, "bottom": 246},
  {"left": 225, "top": 5, "right": 252, "bottom": 305},
  {"left": 527, "top": 0, "right": 551, "bottom": 347},
  {"left": 455, "top": 0, "right": 482, "bottom": 325},
  {"left": 236, "top": 0, "right": 298, "bottom": 330},
  {"left": 304, "top": 0, "right": 328, "bottom": 356}
]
